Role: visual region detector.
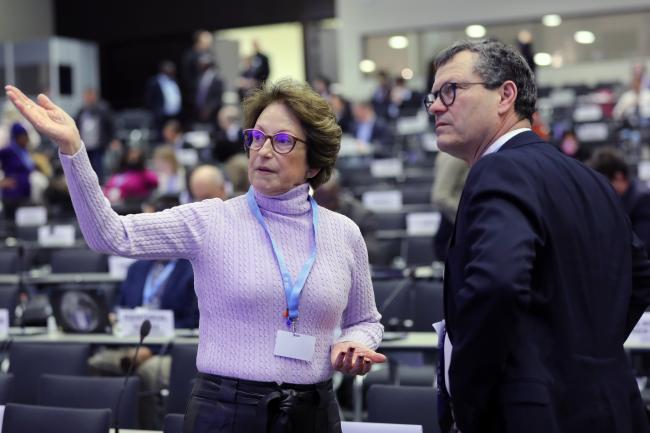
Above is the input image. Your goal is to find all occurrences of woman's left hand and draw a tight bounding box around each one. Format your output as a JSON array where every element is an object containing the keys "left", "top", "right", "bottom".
[{"left": 331, "top": 341, "right": 387, "bottom": 376}]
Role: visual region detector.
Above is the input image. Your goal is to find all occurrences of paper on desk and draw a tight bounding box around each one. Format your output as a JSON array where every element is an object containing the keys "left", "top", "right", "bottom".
[{"left": 432, "top": 319, "right": 452, "bottom": 396}]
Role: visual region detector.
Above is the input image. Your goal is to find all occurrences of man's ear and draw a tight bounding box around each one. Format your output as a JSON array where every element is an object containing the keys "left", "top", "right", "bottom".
[{"left": 497, "top": 80, "right": 518, "bottom": 115}]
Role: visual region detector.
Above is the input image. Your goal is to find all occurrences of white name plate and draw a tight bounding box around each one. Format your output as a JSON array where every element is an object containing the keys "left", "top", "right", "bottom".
[
  {"left": 370, "top": 158, "right": 403, "bottom": 178},
  {"left": 108, "top": 256, "right": 137, "bottom": 279},
  {"left": 638, "top": 161, "right": 650, "bottom": 181},
  {"left": 629, "top": 312, "right": 650, "bottom": 344},
  {"left": 175, "top": 148, "right": 199, "bottom": 167},
  {"left": 115, "top": 308, "right": 175, "bottom": 338},
  {"left": 362, "top": 190, "right": 403, "bottom": 212},
  {"left": 406, "top": 211, "right": 441, "bottom": 236},
  {"left": 38, "top": 225, "right": 76, "bottom": 246},
  {"left": 15, "top": 206, "right": 47, "bottom": 227},
  {"left": 0, "top": 309, "right": 8, "bottom": 339}
]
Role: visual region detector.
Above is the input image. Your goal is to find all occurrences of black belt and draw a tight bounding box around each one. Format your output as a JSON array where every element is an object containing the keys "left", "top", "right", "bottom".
[{"left": 194, "top": 372, "right": 333, "bottom": 433}]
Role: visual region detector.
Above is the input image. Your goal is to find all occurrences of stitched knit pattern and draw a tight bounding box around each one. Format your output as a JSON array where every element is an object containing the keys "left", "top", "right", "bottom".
[{"left": 60, "top": 146, "right": 383, "bottom": 384}]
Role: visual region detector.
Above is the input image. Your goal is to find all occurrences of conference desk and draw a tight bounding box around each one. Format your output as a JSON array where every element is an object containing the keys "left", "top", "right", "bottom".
[
  {"left": 7, "top": 328, "right": 650, "bottom": 351},
  {"left": 0, "top": 272, "right": 123, "bottom": 286},
  {"left": 4, "top": 328, "right": 437, "bottom": 350}
]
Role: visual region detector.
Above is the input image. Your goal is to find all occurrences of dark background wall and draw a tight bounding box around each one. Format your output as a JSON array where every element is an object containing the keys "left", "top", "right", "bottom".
[{"left": 53, "top": 0, "right": 335, "bottom": 109}]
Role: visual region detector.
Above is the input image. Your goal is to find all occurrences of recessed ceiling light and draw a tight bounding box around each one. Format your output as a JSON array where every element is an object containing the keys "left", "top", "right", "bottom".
[
  {"left": 534, "top": 52, "right": 552, "bottom": 66},
  {"left": 359, "top": 59, "right": 376, "bottom": 73},
  {"left": 542, "top": 14, "right": 562, "bottom": 27},
  {"left": 401, "top": 68, "right": 414, "bottom": 80},
  {"left": 465, "top": 25, "right": 486, "bottom": 39},
  {"left": 388, "top": 36, "right": 409, "bottom": 49},
  {"left": 574, "top": 30, "right": 595, "bottom": 44}
]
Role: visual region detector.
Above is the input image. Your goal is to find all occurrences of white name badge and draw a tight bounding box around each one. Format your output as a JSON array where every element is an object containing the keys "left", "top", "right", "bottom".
[
  {"left": 274, "top": 330, "right": 316, "bottom": 362},
  {"left": 115, "top": 308, "right": 175, "bottom": 338},
  {"left": 0, "top": 309, "right": 8, "bottom": 340}
]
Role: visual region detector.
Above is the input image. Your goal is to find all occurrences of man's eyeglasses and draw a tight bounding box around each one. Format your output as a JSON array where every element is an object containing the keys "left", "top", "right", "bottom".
[
  {"left": 242, "top": 128, "right": 306, "bottom": 154},
  {"left": 423, "top": 82, "right": 488, "bottom": 111}
]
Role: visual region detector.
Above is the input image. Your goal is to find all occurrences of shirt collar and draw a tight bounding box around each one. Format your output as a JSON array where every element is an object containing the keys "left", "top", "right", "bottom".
[{"left": 481, "top": 128, "right": 531, "bottom": 159}]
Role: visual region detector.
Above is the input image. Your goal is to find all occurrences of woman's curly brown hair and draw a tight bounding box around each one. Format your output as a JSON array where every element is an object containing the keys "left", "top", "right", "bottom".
[{"left": 242, "top": 78, "right": 342, "bottom": 189}]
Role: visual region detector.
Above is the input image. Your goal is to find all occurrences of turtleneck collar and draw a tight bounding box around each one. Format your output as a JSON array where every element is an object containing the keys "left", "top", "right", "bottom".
[{"left": 252, "top": 183, "right": 311, "bottom": 216}]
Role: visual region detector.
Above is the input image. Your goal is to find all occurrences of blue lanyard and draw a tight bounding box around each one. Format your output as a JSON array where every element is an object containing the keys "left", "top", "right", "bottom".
[
  {"left": 142, "top": 260, "right": 177, "bottom": 306},
  {"left": 246, "top": 187, "right": 319, "bottom": 329}
]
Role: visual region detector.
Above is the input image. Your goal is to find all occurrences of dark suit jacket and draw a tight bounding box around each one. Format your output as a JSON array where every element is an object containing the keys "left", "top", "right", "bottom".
[
  {"left": 118, "top": 259, "right": 198, "bottom": 329},
  {"left": 443, "top": 131, "right": 650, "bottom": 433}
]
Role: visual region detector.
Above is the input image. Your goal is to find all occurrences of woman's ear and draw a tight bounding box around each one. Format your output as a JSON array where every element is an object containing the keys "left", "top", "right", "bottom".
[{"left": 306, "top": 168, "right": 321, "bottom": 179}]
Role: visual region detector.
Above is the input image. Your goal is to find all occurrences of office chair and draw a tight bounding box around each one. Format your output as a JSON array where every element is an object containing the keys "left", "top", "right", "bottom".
[
  {"left": 404, "top": 236, "right": 434, "bottom": 267},
  {"left": 0, "top": 284, "right": 19, "bottom": 325},
  {"left": 164, "top": 413, "right": 185, "bottom": 433},
  {"left": 367, "top": 385, "right": 440, "bottom": 433},
  {"left": 0, "top": 249, "right": 19, "bottom": 274},
  {"left": 9, "top": 342, "right": 90, "bottom": 404},
  {"left": 165, "top": 344, "right": 198, "bottom": 414},
  {"left": 39, "top": 374, "right": 140, "bottom": 428},
  {"left": 411, "top": 280, "right": 444, "bottom": 331},
  {"left": 0, "top": 372, "right": 14, "bottom": 403},
  {"left": 2, "top": 403, "right": 110, "bottom": 433},
  {"left": 50, "top": 248, "right": 108, "bottom": 273}
]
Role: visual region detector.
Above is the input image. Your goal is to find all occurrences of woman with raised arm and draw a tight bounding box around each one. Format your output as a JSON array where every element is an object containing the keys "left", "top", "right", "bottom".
[{"left": 5, "top": 80, "right": 385, "bottom": 433}]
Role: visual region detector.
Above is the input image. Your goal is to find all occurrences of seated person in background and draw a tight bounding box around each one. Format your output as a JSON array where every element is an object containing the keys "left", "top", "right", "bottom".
[
  {"left": 212, "top": 105, "right": 244, "bottom": 163},
  {"left": 351, "top": 100, "right": 394, "bottom": 156},
  {"left": 0, "top": 123, "right": 35, "bottom": 220},
  {"left": 588, "top": 146, "right": 650, "bottom": 256},
  {"left": 558, "top": 129, "right": 590, "bottom": 162},
  {"left": 103, "top": 146, "right": 158, "bottom": 205},
  {"left": 89, "top": 194, "right": 198, "bottom": 428},
  {"left": 328, "top": 93, "right": 354, "bottom": 134},
  {"left": 152, "top": 145, "right": 186, "bottom": 196},
  {"left": 188, "top": 164, "right": 227, "bottom": 201},
  {"left": 160, "top": 119, "right": 190, "bottom": 150},
  {"left": 613, "top": 63, "right": 650, "bottom": 127},
  {"left": 431, "top": 152, "right": 468, "bottom": 261}
]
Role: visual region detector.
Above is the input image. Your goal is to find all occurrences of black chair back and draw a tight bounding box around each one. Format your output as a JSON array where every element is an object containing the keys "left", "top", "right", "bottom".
[
  {"left": 0, "top": 373, "right": 14, "bottom": 403},
  {"left": 0, "top": 249, "right": 19, "bottom": 274},
  {"left": 39, "top": 374, "right": 140, "bottom": 428},
  {"left": 50, "top": 248, "right": 108, "bottom": 273},
  {"left": 0, "top": 285, "right": 19, "bottom": 325},
  {"left": 367, "top": 384, "right": 440, "bottom": 433},
  {"left": 164, "top": 413, "right": 185, "bottom": 433},
  {"left": 9, "top": 343, "right": 90, "bottom": 404},
  {"left": 166, "top": 344, "right": 198, "bottom": 414},
  {"left": 411, "top": 280, "right": 444, "bottom": 331},
  {"left": 2, "top": 403, "right": 111, "bottom": 433}
]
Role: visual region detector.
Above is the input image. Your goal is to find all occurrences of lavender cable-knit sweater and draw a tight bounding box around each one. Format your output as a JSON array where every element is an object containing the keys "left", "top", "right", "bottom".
[{"left": 61, "top": 146, "right": 383, "bottom": 384}]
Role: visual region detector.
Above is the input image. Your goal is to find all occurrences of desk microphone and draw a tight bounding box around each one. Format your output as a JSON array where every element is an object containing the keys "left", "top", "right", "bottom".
[{"left": 114, "top": 319, "right": 151, "bottom": 433}]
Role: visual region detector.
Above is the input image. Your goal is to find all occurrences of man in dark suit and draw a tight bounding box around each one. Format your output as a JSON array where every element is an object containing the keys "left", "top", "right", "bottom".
[
  {"left": 144, "top": 61, "right": 182, "bottom": 142},
  {"left": 426, "top": 39, "right": 650, "bottom": 433},
  {"left": 119, "top": 258, "right": 197, "bottom": 329}
]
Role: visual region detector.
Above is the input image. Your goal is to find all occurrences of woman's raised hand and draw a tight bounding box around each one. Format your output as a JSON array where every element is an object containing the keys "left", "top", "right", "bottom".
[{"left": 4, "top": 85, "right": 81, "bottom": 155}]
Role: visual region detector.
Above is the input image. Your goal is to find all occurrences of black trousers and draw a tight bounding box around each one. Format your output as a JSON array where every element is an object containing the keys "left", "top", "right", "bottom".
[{"left": 184, "top": 373, "right": 342, "bottom": 433}]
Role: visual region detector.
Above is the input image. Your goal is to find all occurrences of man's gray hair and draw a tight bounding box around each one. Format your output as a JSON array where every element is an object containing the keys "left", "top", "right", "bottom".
[{"left": 434, "top": 39, "right": 537, "bottom": 122}]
